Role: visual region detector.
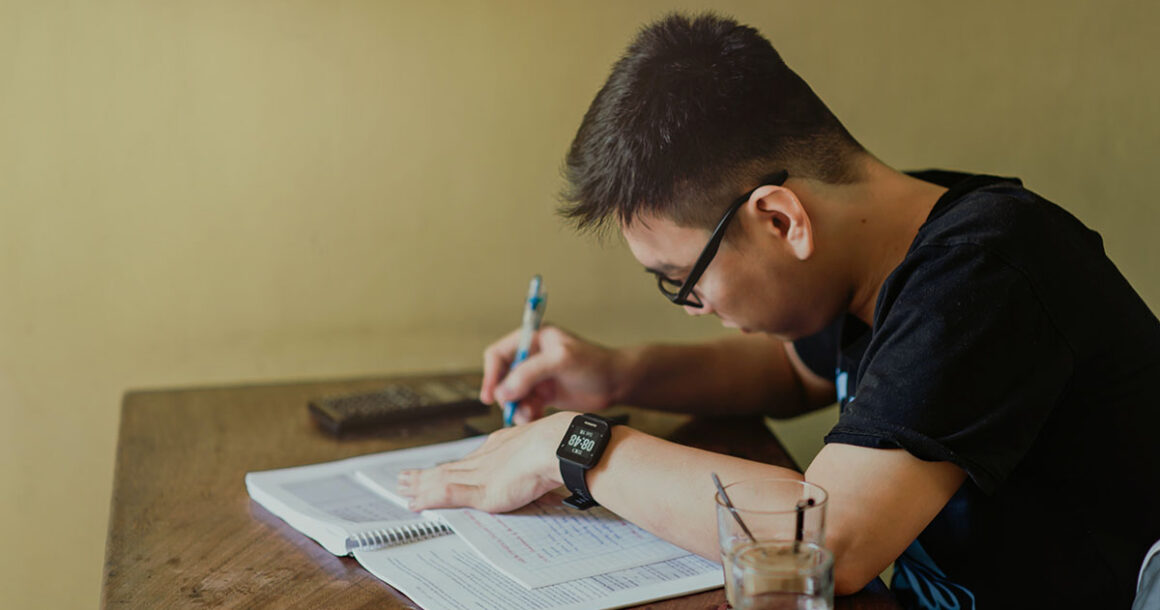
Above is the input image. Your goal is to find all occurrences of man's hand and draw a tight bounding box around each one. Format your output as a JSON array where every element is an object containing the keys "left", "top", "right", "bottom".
[
  {"left": 397, "top": 411, "right": 574, "bottom": 513},
  {"left": 481, "top": 326, "right": 626, "bottom": 424}
]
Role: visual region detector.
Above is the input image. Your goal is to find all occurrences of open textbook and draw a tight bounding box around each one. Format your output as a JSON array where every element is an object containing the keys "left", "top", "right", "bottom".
[{"left": 245, "top": 436, "right": 722, "bottom": 610}]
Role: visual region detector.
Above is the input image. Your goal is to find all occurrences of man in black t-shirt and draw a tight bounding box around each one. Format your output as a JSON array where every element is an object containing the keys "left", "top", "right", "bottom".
[
  {"left": 792, "top": 170, "right": 1160, "bottom": 607},
  {"left": 396, "top": 14, "right": 1160, "bottom": 609}
]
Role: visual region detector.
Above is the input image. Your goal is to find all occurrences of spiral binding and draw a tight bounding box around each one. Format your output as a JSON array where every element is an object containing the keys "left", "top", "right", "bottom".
[{"left": 346, "top": 521, "right": 451, "bottom": 552}]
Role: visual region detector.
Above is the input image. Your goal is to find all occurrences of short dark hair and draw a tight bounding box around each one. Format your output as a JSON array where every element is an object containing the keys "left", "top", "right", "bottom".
[{"left": 559, "top": 12, "right": 865, "bottom": 233}]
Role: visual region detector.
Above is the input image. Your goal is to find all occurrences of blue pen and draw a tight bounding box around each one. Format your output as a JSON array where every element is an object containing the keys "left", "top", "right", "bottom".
[{"left": 503, "top": 275, "right": 546, "bottom": 427}]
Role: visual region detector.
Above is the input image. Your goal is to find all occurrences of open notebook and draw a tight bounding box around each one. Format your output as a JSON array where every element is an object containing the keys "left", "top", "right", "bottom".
[{"left": 245, "top": 436, "right": 722, "bottom": 609}]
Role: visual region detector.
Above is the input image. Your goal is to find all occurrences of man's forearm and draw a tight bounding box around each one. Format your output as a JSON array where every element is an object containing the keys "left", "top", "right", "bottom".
[
  {"left": 585, "top": 426, "right": 803, "bottom": 558},
  {"left": 613, "top": 334, "right": 811, "bottom": 417}
]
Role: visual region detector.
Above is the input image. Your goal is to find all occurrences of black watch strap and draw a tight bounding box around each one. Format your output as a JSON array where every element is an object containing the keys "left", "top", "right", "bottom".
[
  {"left": 560, "top": 461, "right": 598, "bottom": 510},
  {"left": 558, "top": 413, "right": 623, "bottom": 510}
]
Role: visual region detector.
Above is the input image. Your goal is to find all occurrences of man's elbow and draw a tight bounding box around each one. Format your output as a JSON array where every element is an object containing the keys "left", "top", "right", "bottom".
[
  {"left": 833, "top": 561, "right": 878, "bottom": 597},
  {"left": 829, "top": 538, "right": 888, "bottom": 596}
]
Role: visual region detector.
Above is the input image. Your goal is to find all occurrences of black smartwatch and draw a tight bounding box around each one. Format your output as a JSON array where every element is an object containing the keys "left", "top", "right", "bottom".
[{"left": 555, "top": 413, "right": 620, "bottom": 510}]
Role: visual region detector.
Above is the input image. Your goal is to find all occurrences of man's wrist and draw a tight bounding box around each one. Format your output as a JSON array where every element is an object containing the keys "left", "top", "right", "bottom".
[
  {"left": 540, "top": 411, "right": 576, "bottom": 486},
  {"left": 608, "top": 346, "right": 640, "bottom": 406}
]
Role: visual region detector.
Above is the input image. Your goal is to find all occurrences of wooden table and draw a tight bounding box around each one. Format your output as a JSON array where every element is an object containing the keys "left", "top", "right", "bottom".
[{"left": 102, "top": 372, "right": 898, "bottom": 609}]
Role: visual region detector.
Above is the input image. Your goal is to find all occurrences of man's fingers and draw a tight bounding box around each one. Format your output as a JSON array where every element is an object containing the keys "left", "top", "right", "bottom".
[
  {"left": 409, "top": 482, "right": 482, "bottom": 511},
  {"left": 399, "top": 463, "right": 486, "bottom": 510},
  {"left": 396, "top": 469, "right": 419, "bottom": 496},
  {"left": 513, "top": 403, "right": 545, "bottom": 425},
  {"left": 480, "top": 328, "right": 525, "bottom": 403},
  {"left": 513, "top": 383, "right": 556, "bottom": 424},
  {"left": 494, "top": 351, "right": 558, "bottom": 405},
  {"left": 396, "top": 413, "right": 570, "bottom": 515},
  {"left": 531, "top": 381, "right": 556, "bottom": 405}
]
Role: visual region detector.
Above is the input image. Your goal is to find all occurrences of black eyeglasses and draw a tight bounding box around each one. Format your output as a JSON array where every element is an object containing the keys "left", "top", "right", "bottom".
[{"left": 651, "top": 169, "right": 789, "bottom": 308}]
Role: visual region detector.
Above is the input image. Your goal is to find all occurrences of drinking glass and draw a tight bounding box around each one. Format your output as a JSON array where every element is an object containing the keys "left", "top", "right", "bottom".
[
  {"left": 715, "top": 479, "right": 828, "bottom": 607},
  {"left": 728, "top": 540, "right": 834, "bottom": 609}
]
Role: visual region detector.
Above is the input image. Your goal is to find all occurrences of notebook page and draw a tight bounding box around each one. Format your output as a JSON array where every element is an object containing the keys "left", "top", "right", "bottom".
[
  {"left": 280, "top": 473, "right": 416, "bottom": 523},
  {"left": 435, "top": 493, "right": 689, "bottom": 588},
  {"left": 357, "top": 459, "right": 689, "bottom": 588},
  {"left": 353, "top": 533, "right": 722, "bottom": 610},
  {"left": 246, "top": 441, "right": 482, "bottom": 555}
]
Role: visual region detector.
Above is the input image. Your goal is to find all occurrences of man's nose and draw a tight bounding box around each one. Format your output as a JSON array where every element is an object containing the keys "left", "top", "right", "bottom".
[{"left": 683, "top": 299, "right": 713, "bottom": 316}]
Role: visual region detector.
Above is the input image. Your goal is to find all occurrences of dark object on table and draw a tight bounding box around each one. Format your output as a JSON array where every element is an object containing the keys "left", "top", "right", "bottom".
[{"left": 309, "top": 379, "right": 488, "bottom": 436}]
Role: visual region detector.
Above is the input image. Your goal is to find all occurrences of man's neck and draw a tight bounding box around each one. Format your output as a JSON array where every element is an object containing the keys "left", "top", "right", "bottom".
[{"left": 810, "top": 157, "right": 948, "bottom": 327}]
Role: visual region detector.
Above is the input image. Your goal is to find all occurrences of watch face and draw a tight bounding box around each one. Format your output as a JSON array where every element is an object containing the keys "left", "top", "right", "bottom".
[{"left": 556, "top": 416, "right": 611, "bottom": 469}]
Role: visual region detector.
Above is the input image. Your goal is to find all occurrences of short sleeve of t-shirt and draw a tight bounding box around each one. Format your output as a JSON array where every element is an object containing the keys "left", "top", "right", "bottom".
[{"left": 824, "top": 241, "right": 1075, "bottom": 494}]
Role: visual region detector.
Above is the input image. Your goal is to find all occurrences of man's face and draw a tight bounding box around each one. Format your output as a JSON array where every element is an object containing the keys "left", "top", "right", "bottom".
[{"left": 622, "top": 211, "right": 817, "bottom": 339}]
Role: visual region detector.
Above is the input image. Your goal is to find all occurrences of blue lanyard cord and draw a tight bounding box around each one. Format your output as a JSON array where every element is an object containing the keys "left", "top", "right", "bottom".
[{"left": 891, "top": 540, "right": 976, "bottom": 610}]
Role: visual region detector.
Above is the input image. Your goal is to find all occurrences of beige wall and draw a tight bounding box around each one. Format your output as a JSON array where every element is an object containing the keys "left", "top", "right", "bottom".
[{"left": 1, "top": 1, "right": 1156, "bottom": 606}]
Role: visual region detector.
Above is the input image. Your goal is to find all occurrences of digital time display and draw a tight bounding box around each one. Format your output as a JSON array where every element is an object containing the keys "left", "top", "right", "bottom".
[
  {"left": 556, "top": 419, "right": 609, "bottom": 467},
  {"left": 567, "top": 432, "right": 597, "bottom": 453}
]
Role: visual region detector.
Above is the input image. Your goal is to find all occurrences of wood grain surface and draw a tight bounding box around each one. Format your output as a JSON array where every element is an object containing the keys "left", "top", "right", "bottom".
[{"left": 101, "top": 372, "right": 898, "bottom": 609}]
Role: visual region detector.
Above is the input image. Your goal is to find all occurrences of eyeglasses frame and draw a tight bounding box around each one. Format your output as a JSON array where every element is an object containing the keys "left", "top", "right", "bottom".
[{"left": 653, "top": 169, "right": 789, "bottom": 308}]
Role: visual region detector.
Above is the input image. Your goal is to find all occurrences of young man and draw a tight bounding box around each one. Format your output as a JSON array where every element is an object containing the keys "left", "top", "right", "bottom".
[{"left": 397, "top": 13, "right": 1160, "bottom": 609}]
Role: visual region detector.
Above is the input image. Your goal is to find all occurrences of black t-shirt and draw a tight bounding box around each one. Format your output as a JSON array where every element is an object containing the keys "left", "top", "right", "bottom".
[{"left": 794, "top": 171, "right": 1160, "bottom": 609}]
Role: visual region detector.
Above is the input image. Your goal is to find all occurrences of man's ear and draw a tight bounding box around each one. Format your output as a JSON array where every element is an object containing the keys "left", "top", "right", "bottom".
[{"left": 750, "top": 185, "right": 814, "bottom": 261}]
